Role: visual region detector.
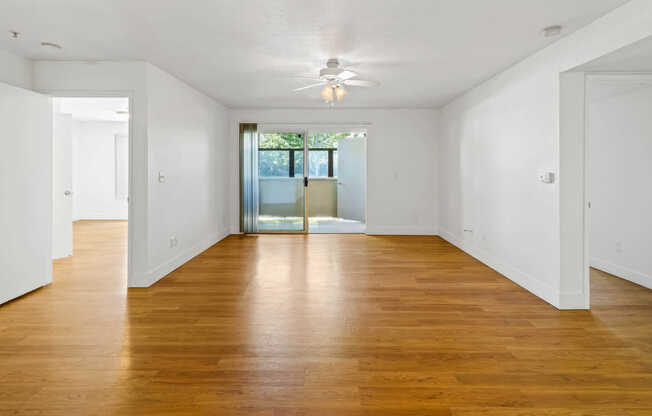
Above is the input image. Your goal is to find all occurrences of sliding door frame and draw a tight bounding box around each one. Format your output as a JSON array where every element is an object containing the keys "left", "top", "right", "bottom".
[
  {"left": 252, "top": 127, "right": 309, "bottom": 234},
  {"left": 236, "top": 121, "right": 370, "bottom": 235}
]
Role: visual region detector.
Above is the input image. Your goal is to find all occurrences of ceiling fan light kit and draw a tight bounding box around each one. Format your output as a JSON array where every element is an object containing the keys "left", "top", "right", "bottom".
[
  {"left": 320, "top": 85, "right": 334, "bottom": 102},
  {"left": 294, "top": 58, "right": 379, "bottom": 105},
  {"left": 335, "top": 85, "right": 347, "bottom": 100}
]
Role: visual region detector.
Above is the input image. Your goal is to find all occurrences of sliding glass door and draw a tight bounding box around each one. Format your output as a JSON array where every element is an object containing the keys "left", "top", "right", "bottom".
[
  {"left": 307, "top": 132, "right": 366, "bottom": 233},
  {"left": 256, "top": 132, "right": 306, "bottom": 232},
  {"left": 241, "top": 124, "right": 366, "bottom": 234}
]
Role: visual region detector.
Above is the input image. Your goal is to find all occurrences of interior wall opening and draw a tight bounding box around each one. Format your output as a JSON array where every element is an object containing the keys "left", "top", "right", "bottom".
[
  {"left": 52, "top": 97, "right": 130, "bottom": 289},
  {"left": 559, "top": 35, "right": 652, "bottom": 309},
  {"left": 586, "top": 75, "right": 652, "bottom": 304}
]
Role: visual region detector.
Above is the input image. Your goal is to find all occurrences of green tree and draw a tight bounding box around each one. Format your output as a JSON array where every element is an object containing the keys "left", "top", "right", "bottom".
[
  {"left": 258, "top": 133, "right": 353, "bottom": 177},
  {"left": 259, "top": 133, "right": 303, "bottom": 149},
  {"left": 308, "top": 133, "right": 349, "bottom": 149}
]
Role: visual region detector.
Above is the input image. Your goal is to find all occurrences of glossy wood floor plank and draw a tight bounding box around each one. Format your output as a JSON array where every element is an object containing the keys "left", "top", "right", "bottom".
[{"left": 1, "top": 220, "right": 651, "bottom": 415}]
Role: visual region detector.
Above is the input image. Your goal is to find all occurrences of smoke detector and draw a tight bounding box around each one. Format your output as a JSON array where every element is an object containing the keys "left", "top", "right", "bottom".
[
  {"left": 41, "top": 41, "right": 62, "bottom": 50},
  {"left": 543, "top": 25, "right": 563, "bottom": 38}
]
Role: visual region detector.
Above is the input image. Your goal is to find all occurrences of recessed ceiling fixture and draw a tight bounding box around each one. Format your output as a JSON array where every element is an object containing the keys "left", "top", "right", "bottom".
[
  {"left": 293, "top": 58, "right": 379, "bottom": 106},
  {"left": 9, "top": 30, "right": 19, "bottom": 39},
  {"left": 543, "top": 25, "right": 563, "bottom": 38},
  {"left": 41, "top": 41, "right": 62, "bottom": 50}
]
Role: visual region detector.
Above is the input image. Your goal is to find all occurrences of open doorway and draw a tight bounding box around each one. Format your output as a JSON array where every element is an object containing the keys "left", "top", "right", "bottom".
[
  {"left": 52, "top": 97, "right": 129, "bottom": 286},
  {"left": 559, "top": 36, "right": 652, "bottom": 309},
  {"left": 585, "top": 75, "right": 652, "bottom": 303}
]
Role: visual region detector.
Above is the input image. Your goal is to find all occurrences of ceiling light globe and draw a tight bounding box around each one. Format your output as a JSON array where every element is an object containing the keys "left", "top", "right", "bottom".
[
  {"left": 335, "top": 86, "right": 348, "bottom": 101},
  {"left": 321, "top": 85, "right": 334, "bottom": 102}
]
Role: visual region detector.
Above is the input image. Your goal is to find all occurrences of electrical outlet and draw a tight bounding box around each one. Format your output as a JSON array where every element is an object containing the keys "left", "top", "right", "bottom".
[
  {"left": 615, "top": 241, "right": 623, "bottom": 253},
  {"left": 169, "top": 236, "right": 177, "bottom": 248}
]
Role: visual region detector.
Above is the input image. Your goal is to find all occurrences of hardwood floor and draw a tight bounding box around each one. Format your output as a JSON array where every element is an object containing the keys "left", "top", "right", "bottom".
[{"left": 1, "top": 220, "right": 651, "bottom": 415}]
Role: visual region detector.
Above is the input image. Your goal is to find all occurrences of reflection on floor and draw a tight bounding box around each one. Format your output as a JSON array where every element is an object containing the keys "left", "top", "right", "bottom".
[
  {"left": 2, "top": 222, "right": 651, "bottom": 414},
  {"left": 257, "top": 215, "right": 365, "bottom": 233},
  {"left": 590, "top": 267, "right": 651, "bottom": 307},
  {"left": 309, "top": 216, "right": 365, "bottom": 233},
  {"left": 257, "top": 215, "right": 303, "bottom": 231}
]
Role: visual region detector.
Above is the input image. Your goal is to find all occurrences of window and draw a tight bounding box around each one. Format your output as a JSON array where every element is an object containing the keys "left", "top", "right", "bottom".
[
  {"left": 294, "top": 150, "right": 304, "bottom": 177},
  {"left": 308, "top": 133, "right": 344, "bottom": 178},
  {"left": 257, "top": 132, "right": 355, "bottom": 178},
  {"left": 259, "top": 150, "right": 290, "bottom": 177},
  {"left": 258, "top": 133, "right": 304, "bottom": 178},
  {"left": 308, "top": 151, "right": 328, "bottom": 177}
]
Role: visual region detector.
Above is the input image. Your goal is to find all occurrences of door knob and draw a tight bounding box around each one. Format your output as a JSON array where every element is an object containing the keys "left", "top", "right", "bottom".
[{"left": 64, "top": 190, "right": 72, "bottom": 196}]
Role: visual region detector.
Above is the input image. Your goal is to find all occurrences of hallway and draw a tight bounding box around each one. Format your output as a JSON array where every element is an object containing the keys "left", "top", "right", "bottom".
[{"left": 1, "top": 221, "right": 651, "bottom": 414}]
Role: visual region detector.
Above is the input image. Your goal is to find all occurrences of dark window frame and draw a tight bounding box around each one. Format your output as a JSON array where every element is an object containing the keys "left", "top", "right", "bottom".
[{"left": 258, "top": 147, "right": 337, "bottom": 178}]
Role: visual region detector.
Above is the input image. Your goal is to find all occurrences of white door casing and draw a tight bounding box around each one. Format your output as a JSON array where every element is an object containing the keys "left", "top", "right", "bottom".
[{"left": 52, "top": 112, "right": 73, "bottom": 259}]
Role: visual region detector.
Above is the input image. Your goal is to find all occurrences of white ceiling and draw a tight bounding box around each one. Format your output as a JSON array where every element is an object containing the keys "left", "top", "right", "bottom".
[
  {"left": 56, "top": 97, "right": 129, "bottom": 122},
  {"left": 578, "top": 34, "right": 652, "bottom": 102},
  {"left": 0, "top": 0, "right": 630, "bottom": 108},
  {"left": 577, "top": 35, "right": 652, "bottom": 72}
]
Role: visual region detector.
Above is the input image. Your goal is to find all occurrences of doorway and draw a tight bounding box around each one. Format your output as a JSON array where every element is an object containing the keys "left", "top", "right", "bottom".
[
  {"left": 52, "top": 97, "right": 130, "bottom": 284},
  {"left": 240, "top": 125, "right": 367, "bottom": 234},
  {"left": 585, "top": 75, "right": 652, "bottom": 300}
]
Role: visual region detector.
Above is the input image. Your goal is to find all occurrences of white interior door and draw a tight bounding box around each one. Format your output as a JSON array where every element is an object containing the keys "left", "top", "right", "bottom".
[
  {"left": 337, "top": 136, "right": 365, "bottom": 222},
  {"left": 0, "top": 83, "right": 53, "bottom": 304},
  {"left": 52, "top": 112, "right": 73, "bottom": 259}
]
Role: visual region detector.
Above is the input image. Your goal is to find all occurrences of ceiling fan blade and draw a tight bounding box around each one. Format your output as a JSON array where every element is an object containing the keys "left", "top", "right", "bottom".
[
  {"left": 343, "top": 79, "right": 379, "bottom": 87},
  {"left": 293, "top": 82, "right": 326, "bottom": 92},
  {"left": 337, "top": 70, "right": 358, "bottom": 80},
  {"left": 289, "top": 73, "right": 322, "bottom": 80}
]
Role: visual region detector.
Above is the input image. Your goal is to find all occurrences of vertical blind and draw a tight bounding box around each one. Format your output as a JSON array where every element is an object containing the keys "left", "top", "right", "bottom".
[{"left": 239, "top": 123, "right": 259, "bottom": 233}]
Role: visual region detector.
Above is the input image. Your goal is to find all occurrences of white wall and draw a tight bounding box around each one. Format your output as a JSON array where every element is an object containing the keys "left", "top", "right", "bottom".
[
  {"left": 33, "top": 61, "right": 230, "bottom": 287},
  {"left": 0, "top": 82, "right": 52, "bottom": 304},
  {"left": 588, "top": 82, "right": 652, "bottom": 289},
  {"left": 71, "top": 120, "right": 129, "bottom": 220},
  {"left": 230, "top": 108, "right": 439, "bottom": 235},
  {"left": 438, "top": 0, "right": 652, "bottom": 308},
  {"left": 145, "top": 64, "right": 230, "bottom": 284},
  {"left": 0, "top": 50, "right": 32, "bottom": 89}
]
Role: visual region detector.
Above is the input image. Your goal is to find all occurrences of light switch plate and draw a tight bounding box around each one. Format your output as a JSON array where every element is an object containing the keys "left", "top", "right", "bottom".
[{"left": 539, "top": 171, "right": 555, "bottom": 184}]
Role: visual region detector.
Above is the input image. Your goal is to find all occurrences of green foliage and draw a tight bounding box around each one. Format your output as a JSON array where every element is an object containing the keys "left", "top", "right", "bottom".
[
  {"left": 259, "top": 133, "right": 303, "bottom": 149},
  {"left": 308, "top": 132, "right": 349, "bottom": 149},
  {"left": 258, "top": 133, "right": 350, "bottom": 150},
  {"left": 258, "top": 132, "right": 351, "bottom": 177}
]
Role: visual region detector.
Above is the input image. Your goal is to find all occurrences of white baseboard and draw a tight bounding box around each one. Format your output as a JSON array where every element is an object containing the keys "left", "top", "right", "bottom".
[
  {"left": 366, "top": 226, "right": 438, "bottom": 236},
  {"left": 129, "top": 230, "right": 230, "bottom": 288},
  {"left": 591, "top": 257, "right": 652, "bottom": 289},
  {"left": 438, "top": 229, "right": 561, "bottom": 309},
  {"left": 75, "top": 216, "right": 128, "bottom": 221},
  {"left": 559, "top": 291, "right": 588, "bottom": 310}
]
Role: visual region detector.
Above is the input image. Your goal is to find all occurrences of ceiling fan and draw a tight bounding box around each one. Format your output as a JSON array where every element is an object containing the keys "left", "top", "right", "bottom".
[{"left": 293, "top": 58, "right": 379, "bottom": 104}]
